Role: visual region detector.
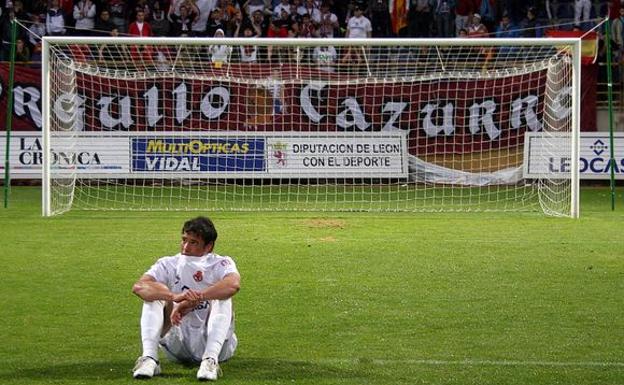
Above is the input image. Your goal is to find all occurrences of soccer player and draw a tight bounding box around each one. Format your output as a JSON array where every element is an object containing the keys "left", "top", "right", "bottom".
[{"left": 131, "top": 217, "right": 240, "bottom": 381}]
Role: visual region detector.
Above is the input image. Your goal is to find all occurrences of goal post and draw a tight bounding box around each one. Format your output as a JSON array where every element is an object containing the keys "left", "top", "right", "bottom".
[{"left": 41, "top": 36, "right": 581, "bottom": 217}]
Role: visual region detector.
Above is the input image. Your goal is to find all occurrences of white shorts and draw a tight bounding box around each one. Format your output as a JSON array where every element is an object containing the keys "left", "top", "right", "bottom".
[{"left": 159, "top": 324, "right": 237, "bottom": 364}]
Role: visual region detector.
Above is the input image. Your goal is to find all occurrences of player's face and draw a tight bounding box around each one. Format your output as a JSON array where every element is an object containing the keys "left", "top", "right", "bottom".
[{"left": 180, "top": 231, "right": 211, "bottom": 257}]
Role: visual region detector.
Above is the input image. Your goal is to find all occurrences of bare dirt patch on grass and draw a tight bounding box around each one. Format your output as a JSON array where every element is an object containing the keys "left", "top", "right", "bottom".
[{"left": 303, "top": 219, "right": 347, "bottom": 229}]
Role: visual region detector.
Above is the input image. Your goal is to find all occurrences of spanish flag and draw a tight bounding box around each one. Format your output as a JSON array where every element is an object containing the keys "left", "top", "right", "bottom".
[
  {"left": 389, "top": 0, "right": 409, "bottom": 35},
  {"left": 545, "top": 29, "right": 599, "bottom": 65}
]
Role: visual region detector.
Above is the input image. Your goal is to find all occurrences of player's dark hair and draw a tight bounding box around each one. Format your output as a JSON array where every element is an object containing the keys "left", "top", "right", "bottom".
[{"left": 182, "top": 216, "right": 218, "bottom": 245}]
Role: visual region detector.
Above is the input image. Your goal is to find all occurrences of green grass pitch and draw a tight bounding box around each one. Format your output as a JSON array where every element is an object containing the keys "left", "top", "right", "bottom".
[{"left": 0, "top": 186, "right": 622, "bottom": 385}]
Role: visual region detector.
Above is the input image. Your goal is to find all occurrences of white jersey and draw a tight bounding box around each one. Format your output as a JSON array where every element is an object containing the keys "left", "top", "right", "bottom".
[
  {"left": 145, "top": 252, "right": 239, "bottom": 329},
  {"left": 346, "top": 15, "right": 372, "bottom": 38}
]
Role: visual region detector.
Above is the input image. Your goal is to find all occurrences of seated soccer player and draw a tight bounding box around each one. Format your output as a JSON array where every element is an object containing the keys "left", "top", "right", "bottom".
[{"left": 131, "top": 216, "right": 241, "bottom": 381}]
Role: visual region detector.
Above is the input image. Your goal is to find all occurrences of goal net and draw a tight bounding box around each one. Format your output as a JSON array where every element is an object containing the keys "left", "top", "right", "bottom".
[{"left": 42, "top": 37, "right": 580, "bottom": 216}]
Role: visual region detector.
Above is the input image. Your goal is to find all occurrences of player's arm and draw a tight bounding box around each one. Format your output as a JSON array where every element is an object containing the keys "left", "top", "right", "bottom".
[
  {"left": 132, "top": 274, "right": 186, "bottom": 302},
  {"left": 198, "top": 272, "right": 241, "bottom": 301}
]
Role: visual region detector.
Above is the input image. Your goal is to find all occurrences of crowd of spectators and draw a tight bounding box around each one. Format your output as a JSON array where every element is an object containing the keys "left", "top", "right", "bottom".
[{"left": 0, "top": 0, "right": 620, "bottom": 64}]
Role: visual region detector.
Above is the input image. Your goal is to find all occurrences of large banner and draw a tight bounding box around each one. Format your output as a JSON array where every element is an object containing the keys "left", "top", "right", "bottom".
[
  {"left": 0, "top": 62, "right": 597, "bottom": 157},
  {"left": 73, "top": 70, "right": 550, "bottom": 157}
]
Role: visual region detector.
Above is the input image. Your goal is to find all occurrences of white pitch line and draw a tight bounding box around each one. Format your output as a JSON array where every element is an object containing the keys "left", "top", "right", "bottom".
[{"left": 321, "top": 358, "right": 624, "bottom": 368}]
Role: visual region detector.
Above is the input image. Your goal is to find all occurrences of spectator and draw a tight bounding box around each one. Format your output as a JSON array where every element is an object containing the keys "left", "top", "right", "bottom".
[
  {"left": 298, "top": 0, "right": 321, "bottom": 24},
  {"left": 12, "top": 1, "right": 29, "bottom": 22},
  {"left": 495, "top": 12, "right": 519, "bottom": 59},
  {"left": 244, "top": 0, "right": 269, "bottom": 17},
  {"left": 313, "top": 44, "right": 338, "bottom": 72},
  {"left": 128, "top": 11, "right": 153, "bottom": 64},
  {"left": 150, "top": 1, "right": 170, "bottom": 36},
  {"left": 27, "top": 13, "right": 46, "bottom": 48},
  {"left": 611, "top": 7, "right": 624, "bottom": 61},
  {"left": 129, "top": 10, "right": 153, "bottom": 36},
  {"left": 169, "top": 4, "right": 195, "bottom": 36},
  {"left": 608, "top": 0, "right": 621, "bottom": 20},
  {"left": 340, "top": 4, "right": 371, "bottom": 65},
  {"left": 574, "top": 0, "right": 592, "bottom": 26},
  {"left": 191, "top": 0, "right": 215, "bottom": 36},
  {"left": 433, "top": 0, "right": 455, "bottom": 38},
  {"left": 225, "top": 7, "right": 244, "bottom": 36},
  {"left": 58, "top": 0, "right": 74, "bottom": 28},
  {"left": 520, "top": 7, "right": 543, "bottom": 38},
  {"left": 273, "top": 0, "right": 293, "bottom": 19},
  {"left": 46, "top": 0, "right": 67, "bottom": 36},
  {"left": 186, "top": 0, "right": 215, "bottom": 37},
  {"left": 237, "top": 25, "right": 258, "bottom": 63},
  {"left": 266, "top": 17, "right": 289, "bottom": 63},
  {"left": 169, "top": 0, "right": 190, "bottom": 15},
  {"left": 28, "top": 0, "right": 48, "bottom": 17},
  {"left": 497, "top": 0, "right": 523, "bottom": 23},
  {"left": 345, "top": 4, "right": 372, "bottom": 38},
  {"left": 169, "top": 2, "right": 200, "bottom": 22},
  {"left": 220, "top": 0, "right": 241, "bottom": 22},
  {"left": 134, "top": 0, "right": 152, "bottom": 22},
  {"left": 30, "top": 42, "right": 42, "bottom": 66},
  {"left": 455, "top": 0, "right": 474, "bottom": 36},
  {"left": 276, "top": 7, "right": 293, "bottom": 24},
  {"left": 15, "top": 37, "right": 30, "bottom": 62},
  {"left": 208, "top": 28, "right": 232, "bottom": 66},
  {"left": 250, "top": 9, "right": 269, "bottom": 36},
  {"left": 290, "top": 0, "right": 303, "bottom": 16},
  {"left": 318, "top": 1, "right": 339, "bottom": 37},
  {"left": 409, "top": 0, "right": 433, "bottom": 37},
  {"left": 495, "top": 12, "right": 518, "bottom": 38},
  {"left": 73, "top": 0, "right": 97, "bottom": 35},
  {"left": 299, "top": 13, "right": 317, "bottom": 37},
  {"left": 94, "top": 9, "right": 116, "bottom": 36},
  {"left": 206, "top": 7, "right": 226, "bottom": 37},
  {"left": 109, "top": 0, "right": 129, "bottom": 34},
  {"left": 368, "top": 0, "right": 391, "bottom": 37},
  {"left": 478, "top": 0, "right": 495, "bottom": 32},
  {"left": 288, "top": 18, "right": 301, "bottom": 37},
  {"left": 466, "top": 12, "right": 487, "bottom": 37}
]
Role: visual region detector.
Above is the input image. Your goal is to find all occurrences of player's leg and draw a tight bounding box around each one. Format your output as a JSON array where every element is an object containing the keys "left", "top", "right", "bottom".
[
  {"left": 132, "top": 300, "right": 170, "bottom": 378},
  {"left": 219, "top": 332, "right": 238, "bottom": 362},
  {"left": 197, "top": 298, "right": 235, "bottom": 381}
]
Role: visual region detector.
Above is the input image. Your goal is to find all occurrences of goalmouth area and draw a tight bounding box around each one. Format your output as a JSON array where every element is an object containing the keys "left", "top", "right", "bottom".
[{"left": 40, "top": 37, "right": 581, "bottom": 217}]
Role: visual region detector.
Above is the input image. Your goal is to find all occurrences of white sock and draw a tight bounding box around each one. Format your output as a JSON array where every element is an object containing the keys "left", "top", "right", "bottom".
[
  {"left": 140, "top": 300, "right": 164, "bottom": 360},
  {"left": 202, "top": 299, "right": 232, "bottom": 361}
]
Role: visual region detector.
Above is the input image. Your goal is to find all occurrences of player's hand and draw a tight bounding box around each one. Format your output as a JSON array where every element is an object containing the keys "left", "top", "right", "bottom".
[
  {"left": 170, "top": 305, "right": 184, "bottom": 325},
  {"left": 172, "top": 289, "right": 202, "bottom": 302},
  {"left": 183, "top": 289, "right": 203, "bottom": 302},
  {"left": 170, "top": 300, "right": 196, "bottom": 325}
]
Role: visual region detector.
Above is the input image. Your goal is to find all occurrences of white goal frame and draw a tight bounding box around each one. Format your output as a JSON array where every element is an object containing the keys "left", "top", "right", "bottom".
[{"left": 41, "top": 37, "right": 581, "bottom": 217}]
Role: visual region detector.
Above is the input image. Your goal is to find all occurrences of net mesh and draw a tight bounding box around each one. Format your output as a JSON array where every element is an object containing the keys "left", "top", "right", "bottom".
[{"left": 44, "top": 37, "right": 576, "bottom": 215}]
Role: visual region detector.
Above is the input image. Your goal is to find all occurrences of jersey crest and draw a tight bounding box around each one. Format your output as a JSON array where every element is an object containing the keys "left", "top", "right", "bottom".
[{"left": 193, "top": 270, "right": 204, "bottom": 282}]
